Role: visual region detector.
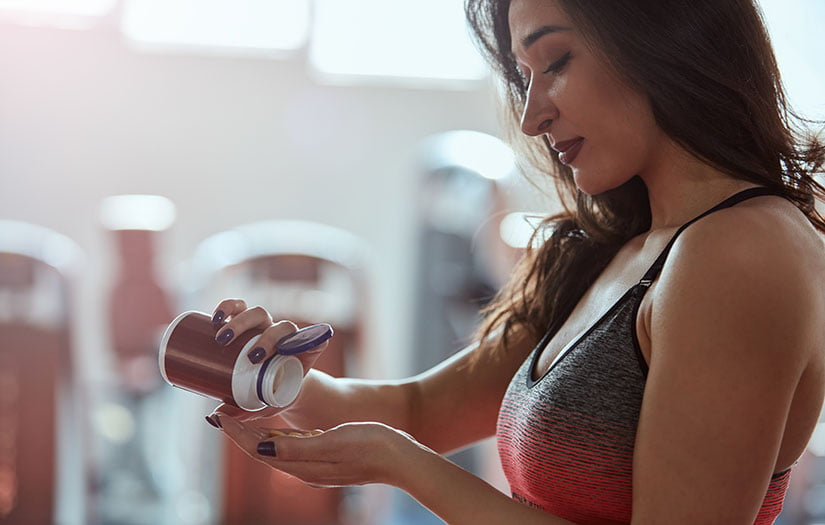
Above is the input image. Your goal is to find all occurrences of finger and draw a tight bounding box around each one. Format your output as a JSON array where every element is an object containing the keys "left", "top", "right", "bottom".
[
  {"left": 207, "top": 403, "right": 272, "bottom": 424},
  {"left": 213, "top": 403, "right": 245, "bottom": 419},
  {"left": 212, "top": 412, "right": 271, "bottom": 462},
  {"left": 277, "top": 323, "right": 333, "bottom": 372},
  {"left": 242, "top": 319, "right": 298, "bottom": 365},
  {"left": 211, "top": 298, "right": 247, "bottom": 326},
  {"left": 259, "top": 460, "right": 357, "bottom": 488},
  {"left": 213, "top": 305, "right": 275, "bottom": 348},
  {"left": 266, "top": 428, "right": 324, "bottom": 438},
  {"left": 252, "top": 446, "right": 374, "bottom": 488},
  {"left": 294, "top": 340, "right": 330, "bottom": 374},
  {"left": 211, "top": 411, "right": 316, "bottom": 440},
  {"left": 260, "top": 430, "right": 344, "bottom": 462},
  {"left": 213, "top": 417, "right": 367, "bottom": 488}
]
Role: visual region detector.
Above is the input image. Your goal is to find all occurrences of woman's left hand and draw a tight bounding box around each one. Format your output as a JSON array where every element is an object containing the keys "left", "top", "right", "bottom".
[{"left": 210, "top": 409, "right": 425, "bottom": 488}]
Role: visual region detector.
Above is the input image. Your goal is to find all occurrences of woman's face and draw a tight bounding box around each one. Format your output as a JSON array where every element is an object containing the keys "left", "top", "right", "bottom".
[{"left": 508, "top": 0, "right": 665, "bottom": 195}]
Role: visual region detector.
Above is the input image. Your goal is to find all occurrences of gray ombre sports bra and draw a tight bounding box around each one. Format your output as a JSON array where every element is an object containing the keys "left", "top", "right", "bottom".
[{"left": 497, "top": 187, "right": 791, "bottom": 524}]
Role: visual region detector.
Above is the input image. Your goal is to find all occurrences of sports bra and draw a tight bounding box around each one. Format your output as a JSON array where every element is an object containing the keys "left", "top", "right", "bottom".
[{"left": 497, "top": 187, "right": 791, "bottom": 524}]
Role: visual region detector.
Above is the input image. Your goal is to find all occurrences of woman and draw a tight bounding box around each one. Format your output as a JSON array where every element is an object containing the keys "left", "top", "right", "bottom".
[{"left": 205, "top": 0, "right": 825, "bottom": 522}]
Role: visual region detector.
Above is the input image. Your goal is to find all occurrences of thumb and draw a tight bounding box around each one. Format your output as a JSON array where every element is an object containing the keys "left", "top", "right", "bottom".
[{"left": 295, "top": 340, "right": 330, "bottom": 375}]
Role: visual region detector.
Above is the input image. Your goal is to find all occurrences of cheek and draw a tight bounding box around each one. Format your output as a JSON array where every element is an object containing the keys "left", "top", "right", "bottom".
[
  {"left": 574, "top": 114, "right": 655, "bottom": 195},
  {"left": 600, "top": 91, "right": 658, "bottom": 163},
  {"left": 561, "top": 68, "right": 659, "bottom": 187},
  {"left": 623, "top": 112, "right": 660, "bottom": 168}
]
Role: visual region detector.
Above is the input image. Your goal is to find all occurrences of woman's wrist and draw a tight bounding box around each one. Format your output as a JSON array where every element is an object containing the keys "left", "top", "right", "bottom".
[
  {"left": 387, "top": 439, "right": 487, "bottom": 523},
  {"left": 379, "top": 428, "right": 438, "bottom": 489},
  {"left": 389, "top": 441, "right": 571, "bottom": 525}
]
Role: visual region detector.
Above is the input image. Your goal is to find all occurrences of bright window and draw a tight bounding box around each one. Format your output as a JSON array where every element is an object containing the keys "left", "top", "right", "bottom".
[
  {"left": 758, "top": 0, "right": 825, "bottom": 118},
  {"left": 0, "top": 0, "right": 115, "bottom": 28},
  {"left": 309, "top": 0, "right": 488, "bottom": 85},
  {"left": 121, "top": 0, "right": 310, "bottom": 54},
  {"left": 2, "top": 0, "right": 489, "bottom": 86},
  {"left": 0, "top": 0, "right": 114, "bottom": 16}
]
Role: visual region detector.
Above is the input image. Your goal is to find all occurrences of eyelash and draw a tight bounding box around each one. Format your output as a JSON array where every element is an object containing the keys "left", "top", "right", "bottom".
[
  {"left": 543, "top": 52, "right": 572, "bottom": 75},
  {"left": 516, "top": 51, "right": 571, "bottom": 87}
]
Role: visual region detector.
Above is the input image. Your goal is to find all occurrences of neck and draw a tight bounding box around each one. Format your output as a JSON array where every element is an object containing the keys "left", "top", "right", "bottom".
[{"left": 639, "top": 140, "right": 756, "bottom": 231}]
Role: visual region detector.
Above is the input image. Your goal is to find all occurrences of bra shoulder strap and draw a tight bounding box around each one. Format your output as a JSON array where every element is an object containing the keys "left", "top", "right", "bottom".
[{"left": 638, "top": 187, "right": 781, "bottom": 286}]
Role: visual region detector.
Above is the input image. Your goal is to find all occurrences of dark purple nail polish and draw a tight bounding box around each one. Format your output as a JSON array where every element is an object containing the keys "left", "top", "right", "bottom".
[
  {"left": 257, "top": 441, "right": 277, "bottom": 457},
  {"left": 216, "top": 328, "right": 234, "bottom": 345},
  {"left": 211, "top": 310, "right": 226, "bottom": 326},
  {"left": 205, "top": 415, "right": 222, "bottom": 429},
  {"left": 248, "top": 347, "right": 266, "bottom": 364}
]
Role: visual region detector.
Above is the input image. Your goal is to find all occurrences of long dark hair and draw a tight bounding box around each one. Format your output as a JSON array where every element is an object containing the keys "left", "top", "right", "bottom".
[{"left": 465, "top": 0, "right": 825, "bottom": 353}]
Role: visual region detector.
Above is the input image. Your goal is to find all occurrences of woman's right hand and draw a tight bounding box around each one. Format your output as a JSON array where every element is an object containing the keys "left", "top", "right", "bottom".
[{"left": 207, "top": 298, "right": 331, "bottom": 423}]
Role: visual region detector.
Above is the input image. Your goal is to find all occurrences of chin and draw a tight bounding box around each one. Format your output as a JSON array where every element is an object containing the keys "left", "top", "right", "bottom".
[
  {"left": 572, "top": 167, "right": 636, "bottom": 197},
  {"left": 573, "top": 172, "right": 616, "bottom": 196}
]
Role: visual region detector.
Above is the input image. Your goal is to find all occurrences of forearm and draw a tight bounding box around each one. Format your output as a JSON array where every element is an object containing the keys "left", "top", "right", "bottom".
[
  {"left": 396, "top": 443, "right": 574, "bottom": 525},
  {"left": 280, "top": 334, "right": 532, "bottom": 453}
]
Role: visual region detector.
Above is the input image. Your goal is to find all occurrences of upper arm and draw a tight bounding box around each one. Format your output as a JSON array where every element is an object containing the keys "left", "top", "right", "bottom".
[
  {"left": 406, "top": 328, "right": 536, "bottom": 454},
  {"left": 632, "top": 214, "right": 818, "bottom": 523}
]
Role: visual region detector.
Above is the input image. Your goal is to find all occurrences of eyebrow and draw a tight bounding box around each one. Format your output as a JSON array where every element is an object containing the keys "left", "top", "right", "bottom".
[{"left": 520, "top": 25, "right": 571, "bottom": 50}]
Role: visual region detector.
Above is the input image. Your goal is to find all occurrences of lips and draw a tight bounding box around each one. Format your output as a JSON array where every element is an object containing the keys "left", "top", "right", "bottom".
[{"left": 551, "top": 138, "right": 584, "bottom": 165}]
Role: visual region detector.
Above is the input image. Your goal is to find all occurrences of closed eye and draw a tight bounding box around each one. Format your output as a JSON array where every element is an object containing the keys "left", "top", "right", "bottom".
[{"left": 543, "top": 52, "right": 571, "bottom": 75}]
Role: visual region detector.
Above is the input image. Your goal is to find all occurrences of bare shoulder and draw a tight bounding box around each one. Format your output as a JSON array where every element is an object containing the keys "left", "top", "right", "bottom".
[
  {"left": 634, "top": 195, "right": 825, "bottom": 521},
  {"left": 674, "top": 195, "right": 825, "bottom": 287},
  {"left": 655, "top": 194, "right": 825, "bottom": 361}
]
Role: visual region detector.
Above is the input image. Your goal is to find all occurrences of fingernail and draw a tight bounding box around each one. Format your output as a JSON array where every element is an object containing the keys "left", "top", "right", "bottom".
[
  {"left": 205, "top": 414, "right": 222, "bottom": 429},
  {"left": 257, "top": 441, "right": 277, "bottom": 457},
  {"left": 248, "top": 347, "right": 266, "bottom": 364},
  {"left": 216, "top": 328, "right": 234, "bottom": 345},
  {"left": 211, "top": 310, "right": 226, "bottom": 326}
]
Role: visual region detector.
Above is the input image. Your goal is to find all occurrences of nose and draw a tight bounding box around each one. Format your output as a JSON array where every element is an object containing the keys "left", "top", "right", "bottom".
[{"left": 520, "top": 80, "right": 558, "bottom": 137}]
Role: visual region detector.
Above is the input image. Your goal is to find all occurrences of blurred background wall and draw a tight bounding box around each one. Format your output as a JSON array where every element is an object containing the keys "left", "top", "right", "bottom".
[{"left": 0, "top": 5, "right": 503, "bottom": 382}]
